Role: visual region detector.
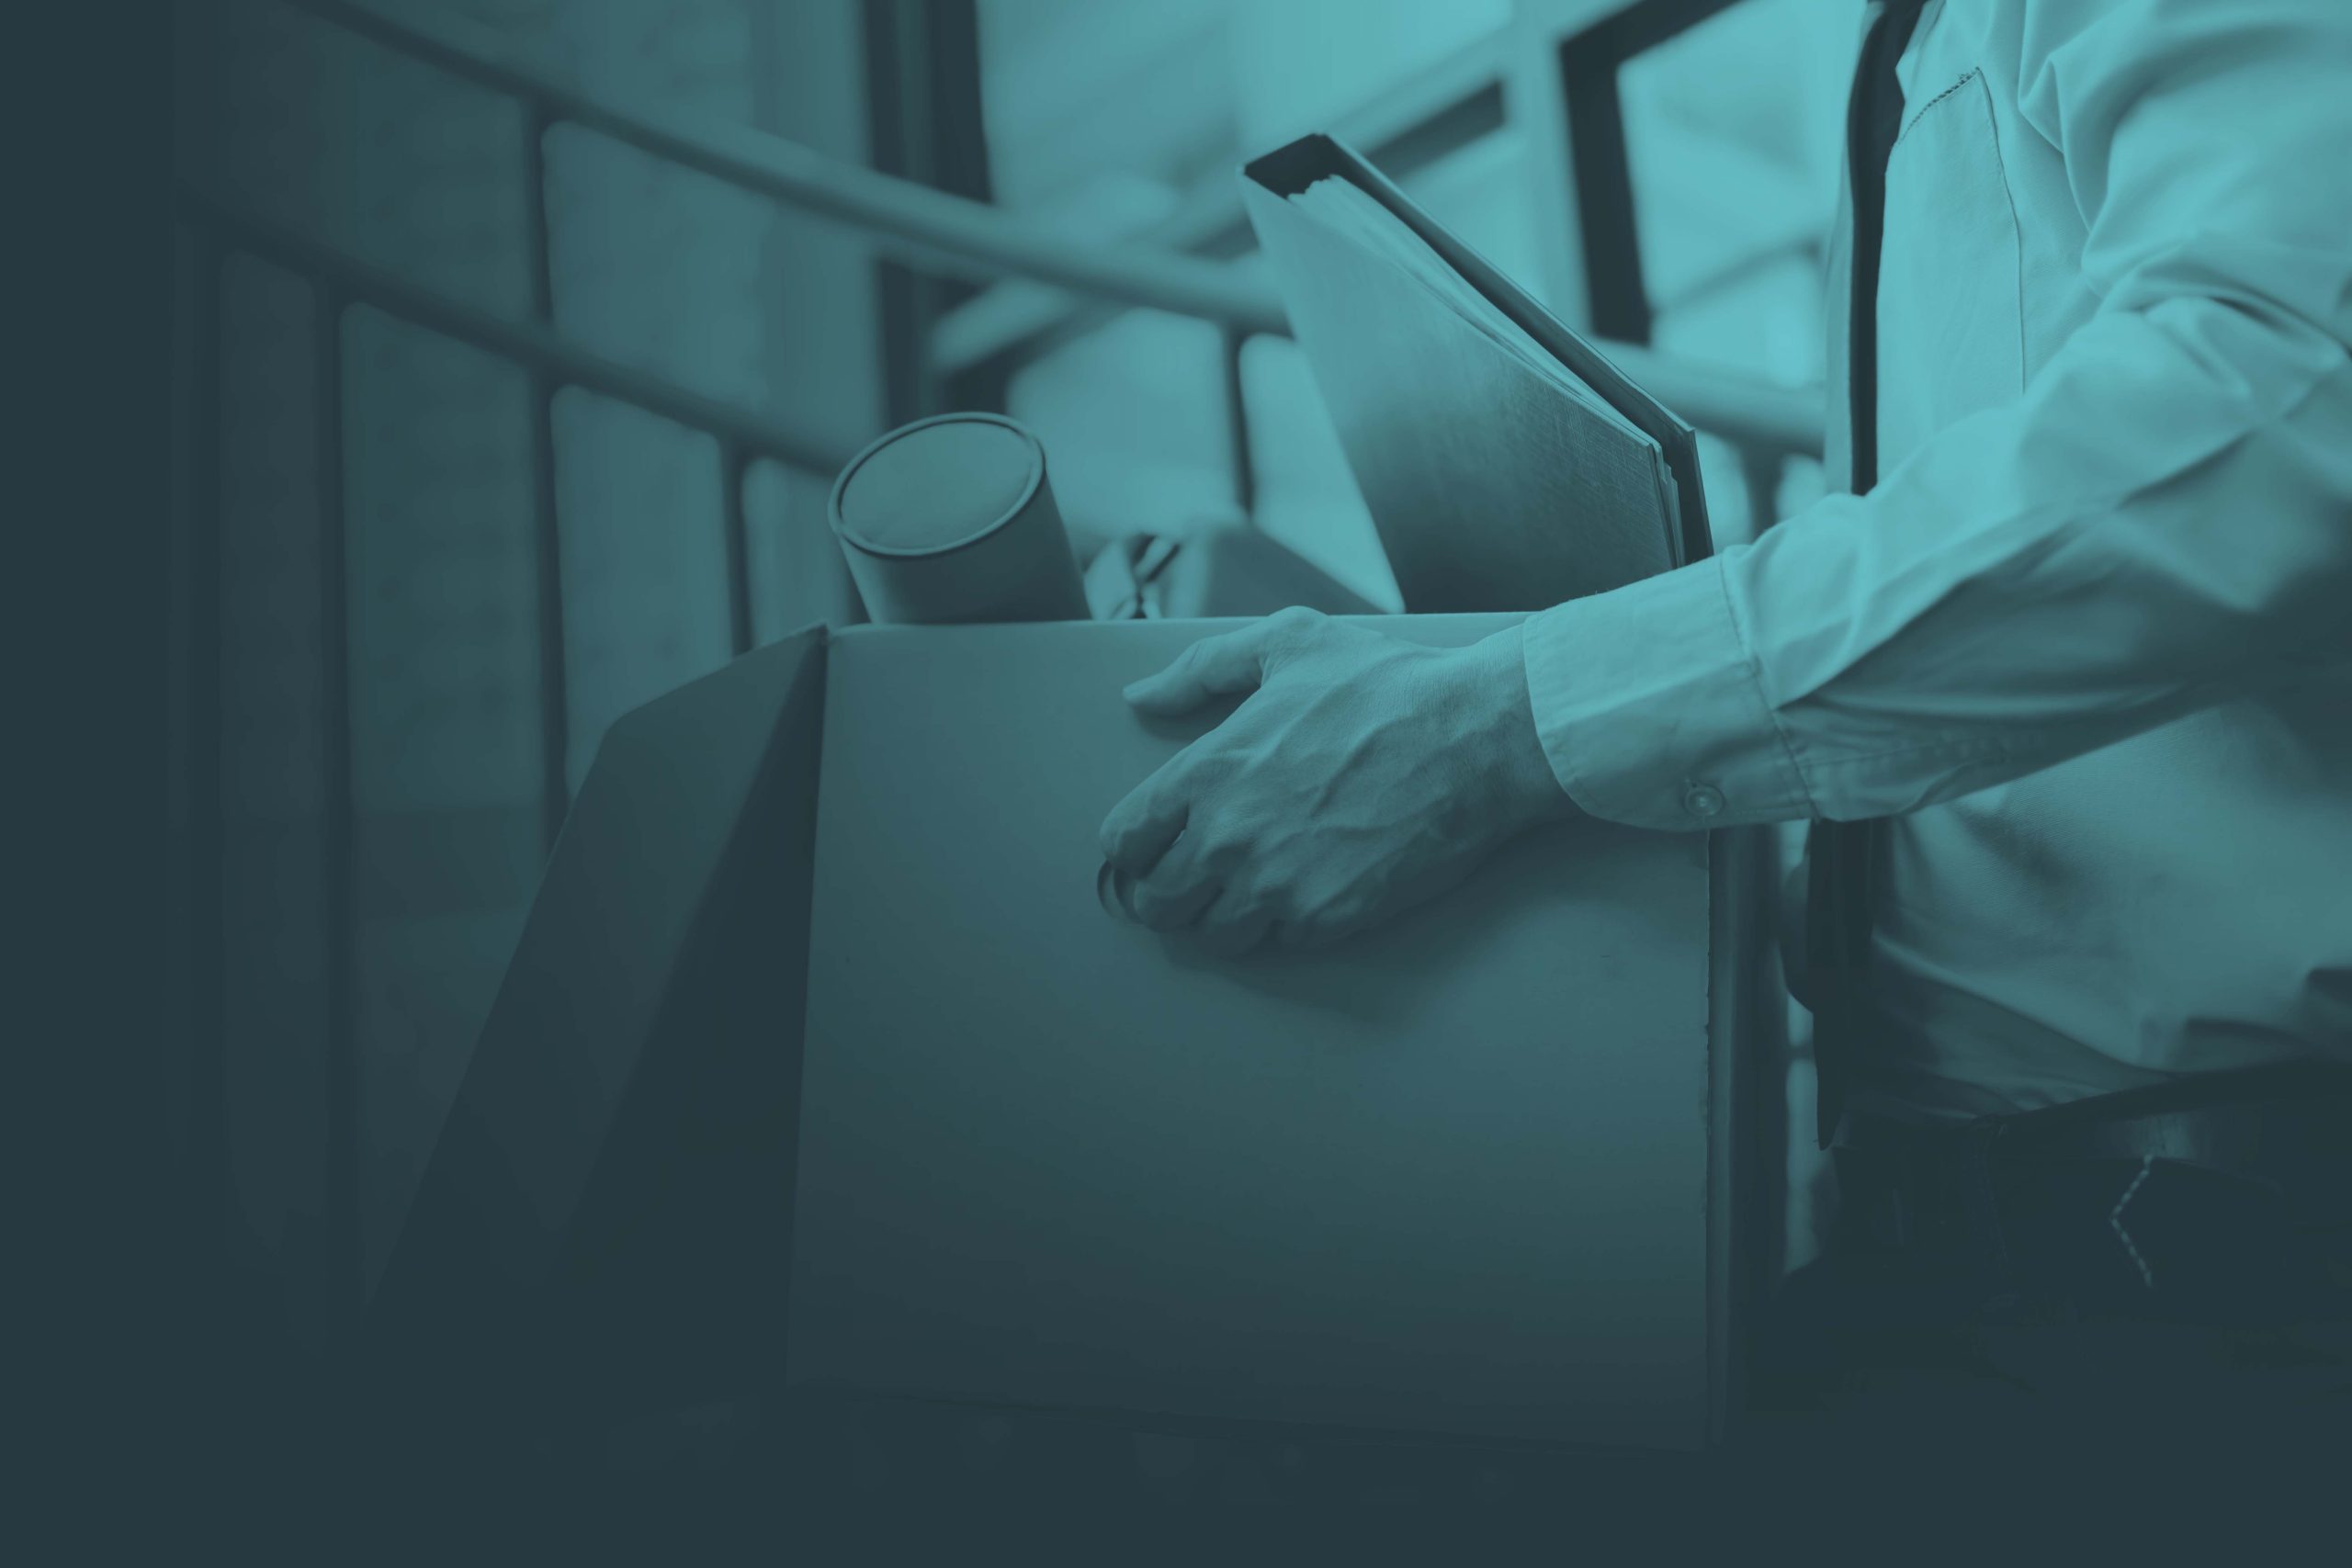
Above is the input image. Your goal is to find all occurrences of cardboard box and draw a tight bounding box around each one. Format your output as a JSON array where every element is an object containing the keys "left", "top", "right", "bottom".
[{"left": 370, "top": 615, "right": 1774, "bottom": 1458}]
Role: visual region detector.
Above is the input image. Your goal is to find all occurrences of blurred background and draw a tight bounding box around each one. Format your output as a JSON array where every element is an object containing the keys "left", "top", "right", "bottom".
[{"left": 169, "top": 0, "right": 1855, "bottom": 1371}]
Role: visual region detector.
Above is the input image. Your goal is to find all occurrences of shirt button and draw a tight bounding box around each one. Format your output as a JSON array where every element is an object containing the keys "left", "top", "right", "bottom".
[{"left": 1683, "top": 782, "right": 1725, "bottom": 818}]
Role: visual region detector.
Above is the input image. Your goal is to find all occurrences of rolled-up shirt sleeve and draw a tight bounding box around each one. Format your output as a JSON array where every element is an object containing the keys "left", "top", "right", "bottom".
[{"left": 1523, "top": 0, "right": 2352, "bottom": 833}]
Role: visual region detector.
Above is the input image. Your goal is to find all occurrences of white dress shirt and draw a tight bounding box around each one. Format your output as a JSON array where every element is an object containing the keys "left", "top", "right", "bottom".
[{"left": 1521, "top": 0, "right": 2352, "bottom": 1119}]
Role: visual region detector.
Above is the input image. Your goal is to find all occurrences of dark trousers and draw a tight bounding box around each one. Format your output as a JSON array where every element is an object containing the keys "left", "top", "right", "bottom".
[{"left": 1747, "top": 1134, "right": 2352, "bottom": 1506}]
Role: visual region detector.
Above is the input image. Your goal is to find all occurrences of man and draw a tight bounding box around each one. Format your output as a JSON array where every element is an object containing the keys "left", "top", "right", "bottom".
[{"left": 1100, "top": 0, "right": 2351, "bottom": 1455}]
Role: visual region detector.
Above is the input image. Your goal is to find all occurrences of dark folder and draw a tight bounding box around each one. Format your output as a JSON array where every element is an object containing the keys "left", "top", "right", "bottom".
[{"left": 1243, "top": 133, "right": 1714, "bottom": 610}]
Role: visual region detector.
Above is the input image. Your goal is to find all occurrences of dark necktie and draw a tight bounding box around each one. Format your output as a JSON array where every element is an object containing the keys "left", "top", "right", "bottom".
[{"left": 1807, "top": 0, "right": 1928, "bottom": 1148}]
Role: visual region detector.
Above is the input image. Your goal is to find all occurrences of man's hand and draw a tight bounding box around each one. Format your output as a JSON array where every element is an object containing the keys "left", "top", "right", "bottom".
[{"left": 1099, "top": 608, "right": 1577, "bottom": 954}]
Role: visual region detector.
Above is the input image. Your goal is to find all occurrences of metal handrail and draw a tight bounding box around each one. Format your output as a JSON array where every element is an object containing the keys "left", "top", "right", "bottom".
[
  {"left": 931, "top": 33, "right": 1514, "bottom": 374},
  {"left": 288, "top": 0, "right": 1285, "bottom": 331},
  {"left": 178, "top": 189, "right": 861, "bottom": 478},
  {"left": 280, "top": 0, "right": 1824, "bottom": 459}
]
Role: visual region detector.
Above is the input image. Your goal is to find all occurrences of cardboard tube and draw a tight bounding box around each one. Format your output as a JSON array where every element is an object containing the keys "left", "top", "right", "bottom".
[{"left": 828, "top": 412, "right": 1089, "bottom": 625}]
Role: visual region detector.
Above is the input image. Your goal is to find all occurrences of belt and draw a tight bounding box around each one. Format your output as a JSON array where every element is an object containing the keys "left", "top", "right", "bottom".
[{"left": 1838, "top": 1063, "right": 2352, "bottom": 1228}]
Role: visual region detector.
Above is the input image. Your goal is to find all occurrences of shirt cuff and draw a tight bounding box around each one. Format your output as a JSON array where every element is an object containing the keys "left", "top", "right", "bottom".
[{"left": 1521, "top": 556, "right": 1815, "bottom": 830}]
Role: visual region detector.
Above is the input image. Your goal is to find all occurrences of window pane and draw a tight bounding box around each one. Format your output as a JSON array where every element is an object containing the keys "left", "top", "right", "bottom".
[
  {"left": 978, "top": 0, "right": 1234, "bottom": 225},
  {"left": 978, "top": 0, "right": 1516, "bottom": 572},
  {"left": 550, "top": 390, "right": 734, "bottom": 791},
  {"left": 1398, "top": 128, "right": 1543, "bottom": 304},
  {"left": 978, "top": 0, "right": 1509, "bottom": 224},
  {"left": 1007, "top": 310, "right": 1238, "bottom": 553},
  {"left": 1228, "top": 0, "right": 1509, "bottom": 150},
  {"left": 1239, "top": 333, "right": 1402, "bottom": 611},
  {"left": 1619, "top": 0, "right": 1860, "bottom": 390}
]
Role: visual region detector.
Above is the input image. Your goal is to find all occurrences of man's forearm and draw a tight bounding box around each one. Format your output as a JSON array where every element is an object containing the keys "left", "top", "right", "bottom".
[{"left": 1523, "top": 348, "right": 2352, "bottom": 832}]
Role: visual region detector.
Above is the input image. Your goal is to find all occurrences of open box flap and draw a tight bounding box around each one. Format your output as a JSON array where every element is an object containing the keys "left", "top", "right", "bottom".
[{"left": 368, "top": 626, "right": 830, "bottom": 1427}]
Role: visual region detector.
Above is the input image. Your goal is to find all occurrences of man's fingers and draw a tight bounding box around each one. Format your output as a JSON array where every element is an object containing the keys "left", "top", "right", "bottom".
[
  {"left": 1187, "top": 886, "right": 1276, "bottom": 958},
  {"left": 1123, "top": 627, "right": 1270, "bottom": 716},
  {"left": 1127, "top": 866, "right": 1221, "bottom": 931},
  {"left": 1112, "top": 829, "right": 1215, "bottom": 930},
  {"left": 1123, "top": 609, "right": 1318, "bottom": 716},
  {"left": 1099, "top": 771, "right": 1188, "bottom": 875}
]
